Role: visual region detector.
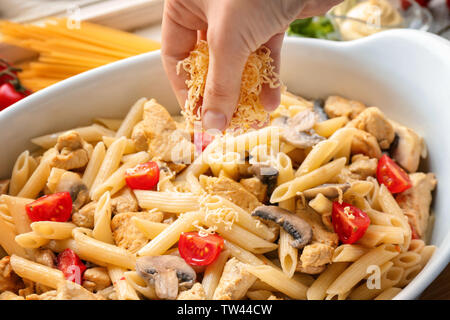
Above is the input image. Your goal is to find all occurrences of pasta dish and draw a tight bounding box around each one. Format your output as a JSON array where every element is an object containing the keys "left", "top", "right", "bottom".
[{"left": 0, "top": 91, "right": 436, "bottom": 300}]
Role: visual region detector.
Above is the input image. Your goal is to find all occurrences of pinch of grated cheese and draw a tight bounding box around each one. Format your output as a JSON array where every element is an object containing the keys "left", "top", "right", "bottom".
[{"left": 177, "top": 40, "right": 280, "bottom": 131}]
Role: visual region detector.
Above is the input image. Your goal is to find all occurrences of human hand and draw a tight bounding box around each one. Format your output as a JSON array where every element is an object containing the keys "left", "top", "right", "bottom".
[{"left": 162, "top": 0, "right": 342, "bottom": 131}]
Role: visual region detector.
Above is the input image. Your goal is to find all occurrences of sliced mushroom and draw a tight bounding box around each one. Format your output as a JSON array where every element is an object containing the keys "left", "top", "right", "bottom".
[
  {"left": 301, "top": 183, "right": 351, "bottom": 200},
  {"left": 283, "top": 130, "right": 325, "bottom": 149},
  {"left": 249, "top": 164, "right": 279, "bottom": 186},
  {"left": 288, "top": 110, "right": 316, "bottom": 132},
  {"left": 251, "top": 206, "right": 312, "bottom": 249},
  {"left": 313, "top": 99, "right": 329, "bottom": 122},
  {"left": 54, "top": 172, "right": 89, "bottom": 211},
  {"left": 136, "top": 255, "right": 196, "bottom": 300}
]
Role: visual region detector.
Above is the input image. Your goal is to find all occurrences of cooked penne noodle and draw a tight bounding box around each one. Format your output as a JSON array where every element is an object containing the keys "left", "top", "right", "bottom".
[
  {"left": 93, "top": 118, "right": 123, "bottom": 131},
  {"left": 0, "top": 217, "right": 27, "bottom": 257},
  {"left": 132, "top": 217, "right": 168, "bottom": 239},
  {"left": 246, "top": 290, "right": 273, "bottom": 300},
  {"left": 108, "top": 265, "right": 140, "bottom": 300},
  {"left": 102, "top": 136, "right": 136, "bottom": 155},
  {"left": 374, "top": 287, "right": 402, "bottom": 300},
  {"left": 327, "top": 244, "right": 400, "bottom": 295},
  {"left": 295, "top": 140, "right": 339, "bottom": 177},
  {"left": 9, "top": 151, "right": 38, "bottom": 196},
  {"left": 358, "top": 225, "right": 405, "bottom": 247},
  {"left": 202, "top": 250, "right": 230, "bottom": 299},
  {"left": 31, "top": 124, "right": 115, "bottom": 149},
  {"left": 17, "top": 159, "right": 51, "bottom": 199},
  {"left": 307, "top": 262, "right": 349, "bottom": 300},
  {"left": 392, "top": 251, "right": 421, "bottom": 269},
  {"left": 82, "top": 141, "right": 106, "bottom": 190},
  {"left": 313, "top": 116, "right": 348, "bottom": 138},
  {"left": 134, "top": 190, "right": 200, "bottom": 213},
  {"left": 115, "top": 98, "right": 147, "bottom": 138},
  {"left": 224, "top": 241, "right": 264, "bottom": 266},
  {"left": 245, "top": 264, "right": 308, "bottom": 300},
  {"left": 332, "top": 245, "right": 369, "bottom": 262},
  {"left": 31, "top": 221, "right": 76, "bottom": 240},
  {"left": 15, "top": 232, "right": 50, "bottom": 249},
  {"left": 92, "top": 192, "right": 114, "bottom": 244},
  {"left": 124, "top": 271, "right": 157, "bottom": 299}
]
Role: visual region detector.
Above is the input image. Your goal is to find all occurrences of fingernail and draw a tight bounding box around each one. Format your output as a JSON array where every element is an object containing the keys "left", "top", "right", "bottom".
[{"left": 203, "top": 110, "right": 227, "bottom": 131}]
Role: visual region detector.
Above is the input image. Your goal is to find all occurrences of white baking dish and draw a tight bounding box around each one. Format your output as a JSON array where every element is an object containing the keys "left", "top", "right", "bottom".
[{"left": 0, "top": 29, "right": 449, "bottom": 299}]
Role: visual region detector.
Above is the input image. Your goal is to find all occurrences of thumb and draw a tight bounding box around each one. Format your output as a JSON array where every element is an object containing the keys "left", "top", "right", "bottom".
[{"left": 202, "top": 43, "right": 248, "bottom": 131}]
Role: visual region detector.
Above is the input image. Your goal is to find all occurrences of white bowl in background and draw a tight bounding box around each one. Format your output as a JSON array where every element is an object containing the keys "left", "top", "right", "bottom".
[{"left": 0, "top": 29, "right": 449, "bottom": 299}]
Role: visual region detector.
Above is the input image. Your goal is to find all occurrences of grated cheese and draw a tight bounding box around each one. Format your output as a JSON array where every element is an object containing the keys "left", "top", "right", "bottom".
[{"left": 177, "top": 40, "right": 280, "bottom": 131}]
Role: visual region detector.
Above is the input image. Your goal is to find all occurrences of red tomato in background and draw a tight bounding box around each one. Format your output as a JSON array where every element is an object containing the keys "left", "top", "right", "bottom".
[
  {"left": 179, "top": 232, "right": 224, "bottom": 266},
  {"left": 447, "top": 0, "right": 450, "bottom": 10},
  {"left": 0, "top": 82, "right": 30, "bottom": 111},
  {"left": 377, "top": 154, "right": 412, "bottom": 194},
  {"left": 57, "top": 249, "right": 87, "bottom": 285},
  {"left": 332, "top": 202, "right": 371, "bottom": 244},
  {"left": 0, "top": 60, "right": 19, "bottom": 85},
  {"left": 25, "top": 192, "right": 73, "bottom": 222},
  {"left": 125, "top": 161, "right": 160, "bottom": 190},
  {"left": 401, "top": 0, "right": 430, "bottom": 10}
]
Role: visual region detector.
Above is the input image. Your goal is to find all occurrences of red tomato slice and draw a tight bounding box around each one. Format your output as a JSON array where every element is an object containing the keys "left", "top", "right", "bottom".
[
  {"left": 377, "top": 154, "right": 412, "bottom": 194},
  {"left": 25, "top": 192, "right": 72, "bottom": 222},
  {"left": 178, "top": 232, "right": 224, "bottom": 266},
  {"left": 194, "top": 131, "right": 215, "bottom": 153},
  {"left": 57, "top": 249, "right": 86, "bottom": 285},
  {"left": 332, "top": 202, "right": 371, "bottom": 244},
  {"left": 125, "top": 161, "right": 160, "bottom": 190}
]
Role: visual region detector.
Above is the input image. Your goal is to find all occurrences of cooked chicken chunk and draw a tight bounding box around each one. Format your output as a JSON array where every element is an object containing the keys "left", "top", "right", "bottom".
[
  {"left": 25, "top": 290, "right": 58, "bottom": 300},
  {"left": 396, "top": 173, "right": 437, "bottom": 239},
  {"left": 177, "top": 283, "right": 207, "bottom": 300},
  {"left": 299, "top": 243, "right": 334, "bottom": 268},
  {"left": 82, "top": 267, "right": 111, "bottom": 292},
  {"left": 0, "top": 256, "right": 24, "bottom": 293},
  {"left": 131, "top": 99, "right": 194, "bottom": 163},
  {"left": 213, "top": 258, "right": 256, "bottom": 300},
  {"left": 111, "top": 211, "right": 163, "bottom": 253},
  {"left": 34, "top": 249, "right": 56, "bottom": 268},
  {"left": 324, "top": 96, "right": 366, "bottom": 119},
  {"left": 200, "top": 175, "right": 262, "bottom": 213},
  {"left": 49, "top": 131, "right": 92, "bottom": 170},
  {"left": 239, "top": 177, "right": 268, "bottom": 203},
  {"left": 391, "top": 122, "right": 425, "bottom": 173},
  {"left": 348, "top": 154, "right": 378, "bottom": 180},
  {"left": 295, "top": 204, "right": 339, "bottom": 248},
  {"left": 56, "top": 280, "right": 104, "bottom": 300},
  {"left": 111, "top": 187, "right": 139, "bottom": 215},
  {"left": 72, "top": 201, "right": 96, "bottom": 228},
  {"left": 347, "top": 107, "right": 395, "bottom": 149},
  {"left": 0, "top": 291, "right": 25, "bottom": 300},
  {"left": 351, "top": 129, "right": 382, "bottom": 159}
]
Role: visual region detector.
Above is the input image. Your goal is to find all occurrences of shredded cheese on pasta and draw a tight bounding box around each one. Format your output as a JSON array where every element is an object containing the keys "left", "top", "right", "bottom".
[{"left": 177, "top": 40, "right": 280, "bottom": 131}]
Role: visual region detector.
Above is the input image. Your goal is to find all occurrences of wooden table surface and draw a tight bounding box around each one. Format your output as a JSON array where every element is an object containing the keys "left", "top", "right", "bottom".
[{"left": 420, "top": 263, "right": 450, "bottom": 300}]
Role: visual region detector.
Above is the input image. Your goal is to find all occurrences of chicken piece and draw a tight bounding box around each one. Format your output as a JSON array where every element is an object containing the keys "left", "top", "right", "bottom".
[
  {"left": 131, "top": 100, "right": 194, "bottom": 163},
  {"left": 239, "top": 177, "right": 268, "bottom": 203},
  {"left": 347, "top": 107, "right": 395, "bottom": 149},
  {"left": 200, "top": 175, "right": 262, "bottom": 213},
  {"left": 351, "top": 129, "right": 382, "bottom": 159},
  {"left": 177, "top": 283, "right": 207, "bottom": 300},
  {"left": 324, "top": 96, "right": 366, "bottom": 119},
  {"left": 348, "top": 154, "right": 378, "bottom": 180},
  {"left": 213, "top": 258, "right": 256, "bottom": 300},
  {"left": 0, "top": 256, "right": 24, "bottom": 293},
  {"left": 299, "top": 243, "right": 334, "bottom": 268},
  {"left": 396, "top": 173, "right": 437, "bottom": 239},
  {"left": 82, "top": 267, "right": 111, "bottom": 292},
  {"left": 111, "top": 211, "right": 163, "bottom": 253},
  {"left": 295, "top": 204, "right": 339, "bottom": 248},
  {"left": 0, "top": 291, "right": 25, "bottom": 300},
  {"left": 56, "top": 280, "right": 104, "bottom": 300},
  {"left": 25, "top": 291, "right": 58, "bottom": 300},
  {"left": 111, "top": 187, "right": 138, "bottom": 215},
  {"left": 72, "top": 201, "right": 96, "bottom": 228},
  {"left": 296, "top": 263, "right": 326, "bottom": 275},
  {"left": 167, "top": 162, "right": 187, "bottom": 174},
  {"left": 49, "top": 131, "right": 92, "bottom": 170},
  {"left": 34, "top": 249, "right": 56, "bottom": 268},
  {"left": 391, "top": 122, "right": 425, "bottom": 173},
  {"left": 0, "top": 179, "right": 9, "bottom": 195}
]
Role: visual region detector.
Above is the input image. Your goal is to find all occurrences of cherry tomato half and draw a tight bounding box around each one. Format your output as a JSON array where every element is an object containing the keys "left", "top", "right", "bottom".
[
  {"left": 0, "top": 82, "right": 30, "bottom": 111},
  {"left": 377, "top": 154, "right": 412, "bottom": 194},
  {"left": 401, "top": 0, "right": 430, "bottom": 10},
  {"left": 25, "top": 192, "right": 73, "bottom": 222},
  {"left": 332, "top": 202, "right": 371, "bottom": 244},
  {"left": 179, "top": 232, "right": 224, "bottom": 266},
  {"left": 194, "top": 131, "right": 215, "bottom": 153},
  {"left": 125, "top": 161, "right": 160, "bottom": 190},
  {"left": 57, "top": 249, "right": 87, "bottom": 285}
]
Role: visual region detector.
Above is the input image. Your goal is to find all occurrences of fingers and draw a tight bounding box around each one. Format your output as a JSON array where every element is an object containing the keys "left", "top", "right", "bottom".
[
  {"left": 161, "top": 2, "right": 206, "bottom": 108},
  {"left": 259, "top": 33, "right": 284, "bottom": 112},
  {"left": 201, "top": 40, "right": 249, "bottom": 131},
  {"left": 297, "top": 0, "right": 343, "bottom": 18}
]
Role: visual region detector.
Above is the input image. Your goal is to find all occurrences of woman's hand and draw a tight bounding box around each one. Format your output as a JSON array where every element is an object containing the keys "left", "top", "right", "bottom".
[{"left": 162, "top": 0, "right": 341, "bottom": 131}]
